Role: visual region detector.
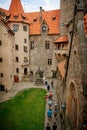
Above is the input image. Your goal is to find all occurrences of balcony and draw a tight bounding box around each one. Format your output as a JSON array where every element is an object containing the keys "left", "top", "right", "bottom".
[{"left": 54, "top": 48, "right": 69, "bottom": 56}]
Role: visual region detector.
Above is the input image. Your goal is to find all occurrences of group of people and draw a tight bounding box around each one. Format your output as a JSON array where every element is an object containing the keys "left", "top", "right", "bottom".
[
  {"left": 46, "top": 122, "right": 57, "bottom": 130},
  {"left": 44, "top": 78, "right": 58, "bottom": 130}
]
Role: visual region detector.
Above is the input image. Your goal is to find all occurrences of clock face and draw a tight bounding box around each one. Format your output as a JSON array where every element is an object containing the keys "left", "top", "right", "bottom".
[{"left": 42, "top": 26, "right": 46, "bottom": 32}]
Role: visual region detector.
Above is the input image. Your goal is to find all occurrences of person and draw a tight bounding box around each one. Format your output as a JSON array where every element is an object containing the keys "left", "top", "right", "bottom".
[
  {"left": 48, "top": 99, "right": 53, "bottom": 107},
  {"left": 46, "top": 123, "right": 51, "bottom": 130},
  {"left": 47, "top": 84, "right": 50, "bottom": 91},
  {"left": 51, "top": 81, "right": 54, "bottom": 88},
  {"left": 43, "top": 76, "right": 46, "bottom": 84},
  {"left": 52, "top": 122, "right": 57, "bottom": 130},
  {"left": 53, "top": 108, "right": 58, "bottom": 119},
  {"left": 45, "top": 79, "right": 48, "bottom": 85},
  {"left": 48, "top": 91, "right": 53, "bottom": 100},
  {"left": 47, "top": 108, "right": 52, "bottom": 120}
]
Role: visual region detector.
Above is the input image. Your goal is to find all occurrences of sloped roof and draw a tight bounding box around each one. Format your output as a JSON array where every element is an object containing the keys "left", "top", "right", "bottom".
[
  {"left": 57, "top": 60, "right": 66, "bottom": 78},
  {"left": 9, "top": 0, "right": 24, "bottom": 15},
  {"left": 0, "top": 15, "right": 14, "bottom": 35},
  {"left": 0, "top": 0, "right": 60, "bottom": 35},
  {"left": 26, "top": 10, "right": 60, "bottom": 35},
  {"left": 84, "top": 13, "right": 87, "bottom": 34},
  {"left": 55, "top": 35, "right": 68, "bottom": 43},
  {"left": 1, "top": 0, "right": 29, "bottom": 24}
]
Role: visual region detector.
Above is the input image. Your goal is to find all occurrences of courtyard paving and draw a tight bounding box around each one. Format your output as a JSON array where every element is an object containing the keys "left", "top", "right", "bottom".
[{"left": 0, "top": 79, "right": 61, "bottom": 130}]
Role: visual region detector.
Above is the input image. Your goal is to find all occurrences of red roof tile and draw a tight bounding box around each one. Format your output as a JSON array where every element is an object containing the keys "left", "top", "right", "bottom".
[
  {"left": 3, "top": 0, "right": 29, "bottom": 24},
  {"left": 55, "top": 35, "right": 68, "bottom": 43},
  {"left": 0, "top": 0, "right": 60, "bottom": 35},
  {"left": 57, "top": 60, "right": 66, "bottom": 78},
  {"left": 84, "top": 13, "right": 87, "bottom": 35},
  {"left": 26, "top": 10, "right": 60, "bottom": 35},
  {"left": 9, "top": 0, "right": 24, "bottom": 15}
]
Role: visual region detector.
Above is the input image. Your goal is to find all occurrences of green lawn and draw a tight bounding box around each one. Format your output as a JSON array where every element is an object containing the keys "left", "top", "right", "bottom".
[{"left": 0, "top": 88, "right": 47, "bottom": 130}]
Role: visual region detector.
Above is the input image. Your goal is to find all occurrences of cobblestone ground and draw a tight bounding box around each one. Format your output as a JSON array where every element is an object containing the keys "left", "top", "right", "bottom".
[{"left": 0, "top": 79, "right": 61, "bottom": 130}]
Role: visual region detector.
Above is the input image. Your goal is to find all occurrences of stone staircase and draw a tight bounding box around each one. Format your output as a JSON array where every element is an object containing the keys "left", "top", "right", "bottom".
[{"left": 35, "top": 78, "right": 43, "bottom": 86}]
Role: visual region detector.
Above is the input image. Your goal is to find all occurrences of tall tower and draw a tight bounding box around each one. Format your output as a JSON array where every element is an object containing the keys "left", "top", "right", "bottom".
[{"left": 7, "top": 0, "right": 30, "bottom": 81}]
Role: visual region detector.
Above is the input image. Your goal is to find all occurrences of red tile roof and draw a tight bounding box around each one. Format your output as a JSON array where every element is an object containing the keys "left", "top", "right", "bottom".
[
  {"left": 0, "top": 0, "right": 60, "bottom": 35},
  {"left": 55, "top": 35, "right": 68, "bottom": 43},
  {"left": 84, "top": 13, "right": 87, "bottom": 35},
  {"left": 26, "top": 10, "right": 60, "bottom": 35},
  {"left": 0, "top": 0, "right": 29, "bottom": 24},
  {"left": 9, "top": 0, "right": 24, "bottom": 15},
  {"left": 57, "top": 60, "right": 66, "bottom": 78},
  {"left": 0, "top": 15, "right": 14, "bottom": 35}
]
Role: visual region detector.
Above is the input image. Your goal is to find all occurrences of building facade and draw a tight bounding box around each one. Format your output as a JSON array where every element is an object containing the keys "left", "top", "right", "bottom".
[
  {"left": 56, "top": 0, "right": 87, "bottom": 130},
  {"left": 0, "top": 0, "right": 60, "bottom": 89},
  {"left": 0, "top": 14, "right": 14, "bottom": 90}
]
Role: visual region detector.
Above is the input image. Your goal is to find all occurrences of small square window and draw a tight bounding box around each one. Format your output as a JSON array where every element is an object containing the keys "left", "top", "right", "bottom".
[
  {"left": 16, "top": 68, "right": 19, "bottom": 73},
  {"left": 0, "top": 40, "right": 2, "bottom": 46},
  {"left": 30, "top": 41, "right": 34, "bottom": 49},
  {"left": 24, "top": 46, "right": 27, "bottom": 52},
  {"left": 15, "top": 45, "right": 19, "bottom": 50},
  {"left": 23, "top": 26, "right": 27, "bottom": 31},
  {"left": 45, "top": 41, "right": 50, "bottom": 49},
  {"left": 48, "top": 59, "right": 52, "bottom": 65},
  {"left": 0, "top": 73, "right": 3, "bottom": 77},
  {"left": 14, "top": 15, "right": 18, "bottom": 19},
  {"left": 24, "top": 38, "right": 27, "bottom": 43},
  {"left": 13, "top": 24, "right": 19, "bottom": 32},
  {"left": 16, "top": 57, "right": 19, "bottom": 62},
  {"left": 0, "top": 58, "right": 3, "bottom": 62}
]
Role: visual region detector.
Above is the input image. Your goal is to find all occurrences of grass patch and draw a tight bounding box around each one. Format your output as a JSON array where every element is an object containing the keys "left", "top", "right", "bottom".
[{"left": 0, "top": 88, "right": 47, "bottom": 130}]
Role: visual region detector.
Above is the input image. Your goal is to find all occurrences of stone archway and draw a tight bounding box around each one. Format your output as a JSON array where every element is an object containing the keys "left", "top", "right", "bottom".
[{"left": 66, "top": 82, "right": 77, "bottom": 129}]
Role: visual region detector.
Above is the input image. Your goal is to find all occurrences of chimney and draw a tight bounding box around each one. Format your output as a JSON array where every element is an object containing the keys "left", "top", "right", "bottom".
[{"left": 40, "top": 6, "right": 42, "bottom": 24}]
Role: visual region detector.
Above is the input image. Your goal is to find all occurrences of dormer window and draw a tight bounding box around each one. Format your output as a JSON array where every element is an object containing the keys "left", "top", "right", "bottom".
[
  {"left": 14, "top": 15, "right": 18, "bottom": 19},
  {"left": 52, "top": 16, "right": 56, "bottom": 20},
  {"left": 42, "top": 26, "right": 46, "bottom": 32},
  {"left": 33, "top": 18, "right": 37, "bottom": 22}
]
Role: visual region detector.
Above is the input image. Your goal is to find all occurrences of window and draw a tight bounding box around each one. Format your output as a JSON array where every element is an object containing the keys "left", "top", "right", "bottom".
[
  {"left": 14, "top": 15, "right": 18, "bottom": 19},
  {"left": 0, "top": 40, "right": 2, "bottom": 46},
  {"left": 16, "top": 57, "right": 19, "bottom": 62},
  {"left": 0, "top": 73, "right": 3, "bottom": 77},
  {"left": 24, "top": 57, "right": 28, "bottom": 63},
  {"left": 48, "top": 59, "right": 52, "bottom": 65},
  {"left": 52, "top": 16, "right": 56, "bottom": 20},
  {"left": 42, "top": 26, "right": 46, "bottom": 32},
  {"left": 24, "top": 38, "right": 27, "bottom": 43},
  {"left": 15, "top": 45, "right": 19, "bottom": 50},
  {"left": 24, "top": 46, "right": 27, "bottom": 52},
  {"left": 16, "top": 68, "right": 19, "bottom": 73},
  {"left": 23, "top": 26, "right": 27, "bottom": 31},
  {"left": 30, "top": 41, "right": 34, "bottom": 49},
  {"left": 13, "top": 24, "right": 19, "bottom": 32},
  {"left": 0, "top": 58, "right": 3, "bottom": 62},
  {"left": 45, "top": 41, "right": 50, "bottom": 49}
]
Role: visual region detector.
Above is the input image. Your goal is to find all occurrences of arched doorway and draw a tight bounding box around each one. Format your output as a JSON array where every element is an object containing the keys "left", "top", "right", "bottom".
[
  {"left": 66, "top": 82, "right": 77, "bottom": 129},
  {"left": 24, "top": 68, "right": 27, "bottom": 75}
]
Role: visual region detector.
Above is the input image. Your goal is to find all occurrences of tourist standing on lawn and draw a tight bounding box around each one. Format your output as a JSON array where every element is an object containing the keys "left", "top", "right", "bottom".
[{"left": 46, "top": 123, "right": 51, "bottom": 130}]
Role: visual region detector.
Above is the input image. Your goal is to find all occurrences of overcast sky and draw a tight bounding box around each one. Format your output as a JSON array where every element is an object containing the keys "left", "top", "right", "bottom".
[{"left": 0, "top": 0, "right": 60, "bottom": 12}]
